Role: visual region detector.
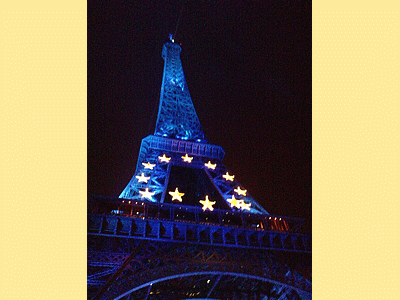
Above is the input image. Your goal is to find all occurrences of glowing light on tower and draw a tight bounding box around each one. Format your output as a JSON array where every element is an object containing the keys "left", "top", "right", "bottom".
[
  {"left": 181, "top": 154, "right": 193, "bottom": 163},
  {"left": 240, "top": 201, "right": 251, "bottom": 211},
  {"left": 169, "top": 187, "right": 185, "bottom": 202},
  {"left": 199, "top": 195, "right": 216, "bottom": 211},
  {"left": 142, "top": 162, "right": 156, "bottom": 169},
  {"left": 139, "top": 188, "right": 155, "bottom": 200},
  {"left": 136, "top": 173, "right": 150, "bottom": 183},
  {"left": 227, "top": 195, "right": 242, "bottom": 209},
  {"left": 158, "top": 154, "right": 171, "bottom": 163},
  {"left": 222, "top": 172, "right": 235, "bottom": 181},
  {"left": 234, "top": 186, "right": 247, "bottom": 196},
  {"left": 204, "top": 161, "right": 217, "bottom": 170}
]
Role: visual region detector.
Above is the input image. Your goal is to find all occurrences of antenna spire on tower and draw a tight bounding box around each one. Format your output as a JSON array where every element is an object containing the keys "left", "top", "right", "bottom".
[{"left": 172, "top": 1, "right": 185, "bottom": 42}]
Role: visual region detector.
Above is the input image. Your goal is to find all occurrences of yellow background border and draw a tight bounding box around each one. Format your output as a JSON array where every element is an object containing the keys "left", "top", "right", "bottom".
[{"left": 1, "top": 1, "right": 398, "bottom": 299}]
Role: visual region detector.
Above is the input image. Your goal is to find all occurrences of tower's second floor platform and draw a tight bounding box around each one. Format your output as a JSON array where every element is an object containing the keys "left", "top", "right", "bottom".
[{"left": 88, "top": 195, "right": 311, "bottom": 253}]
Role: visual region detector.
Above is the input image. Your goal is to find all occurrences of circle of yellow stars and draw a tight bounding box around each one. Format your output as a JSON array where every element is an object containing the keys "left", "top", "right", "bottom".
[{"left": 137, "top": 156, "right": 251, "bottom": 212}]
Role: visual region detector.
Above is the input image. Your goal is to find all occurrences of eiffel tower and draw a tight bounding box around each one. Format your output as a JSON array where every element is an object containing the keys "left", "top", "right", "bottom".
[{"left": 88, "top": 41, "right": 311, "bottom": 300}]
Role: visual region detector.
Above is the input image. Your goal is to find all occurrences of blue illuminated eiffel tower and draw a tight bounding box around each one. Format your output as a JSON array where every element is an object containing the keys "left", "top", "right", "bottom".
[
  {"left": 88, "top": 41, "right": 311, "bottom": 300},
  {"left": 119, "top": 42, "right": 267, "bottom": 214}
]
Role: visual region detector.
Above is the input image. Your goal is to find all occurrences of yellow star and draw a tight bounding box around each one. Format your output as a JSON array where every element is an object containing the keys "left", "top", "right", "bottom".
[
  {"left": 139, "top": 188, "right": 155, "bottom": 200},
  {"left": 222, "top": 172, "right": 235, "bottom": 181},
  {"left": 204, "top": 161, "right": 217, "bottom": 170},
  {"left": 227, "top": 195, "right": 242, "bottom": 209},
  {"left": 234, "top": 186, "right": 247, "bottom": 196},
  {"left": 199, "top": 195, "right": 216, "bottom": 211},
  {"left": 181, "top": 154, "right": 193, "bottom": 163},
  {"left": 169, "top": 187, "right": 185, "bottom": 202},
  {"left": 142, "top": 162, "right": 156, "bottom": 169},
  {"left": 136, "top": 173, "right": 150, "bottom": 183},
  {"left": 158, "top": 154, "right": 171, "bottom": 163},
  {"left": 240, "top": 201, "right": 251, "bottom": 211}
]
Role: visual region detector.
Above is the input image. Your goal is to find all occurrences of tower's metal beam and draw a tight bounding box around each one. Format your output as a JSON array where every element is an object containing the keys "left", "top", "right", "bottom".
[
  {"left": 113, "top": 271, "right": 311, "bottom": 300},
  {"left": 91, "top": 240, "right": 147, "bottom": 300},
  {"left": 206, "top": 274, "right": 222, "bottom": 298},
  {"left": 88, "top": 213, "right": 311, "bottom": 253}
]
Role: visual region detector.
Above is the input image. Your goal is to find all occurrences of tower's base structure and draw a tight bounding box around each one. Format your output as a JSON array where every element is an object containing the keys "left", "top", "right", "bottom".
[
  {"left": 88, "top": 198, "right": 311, "bottom": 299},
  {"left": 88, "top": 42, "right": 311, "bottom": 299}
]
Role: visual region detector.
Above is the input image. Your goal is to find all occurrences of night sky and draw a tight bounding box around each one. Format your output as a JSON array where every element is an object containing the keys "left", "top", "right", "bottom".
[{"left": 88, "top": 1, "right": 311, "bottom": 231}]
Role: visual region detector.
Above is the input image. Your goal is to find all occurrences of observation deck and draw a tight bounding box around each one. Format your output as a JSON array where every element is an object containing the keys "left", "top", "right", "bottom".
[{"left": 88, "top": 195, "right": 311, "bottom": 253}]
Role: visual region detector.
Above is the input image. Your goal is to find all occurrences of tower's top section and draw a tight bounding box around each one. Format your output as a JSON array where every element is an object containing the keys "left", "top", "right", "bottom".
[{"left": 154, "top": 42, "right": 208, "bottom": 143}]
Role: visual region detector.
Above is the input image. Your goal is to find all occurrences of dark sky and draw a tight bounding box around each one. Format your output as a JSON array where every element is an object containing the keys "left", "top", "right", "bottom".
[{"left": 88, "top": 1, "right": 311, "bottom": 231}]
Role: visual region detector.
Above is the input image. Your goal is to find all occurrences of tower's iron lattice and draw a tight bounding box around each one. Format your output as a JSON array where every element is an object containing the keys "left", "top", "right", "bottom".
[{"left": 88, "top": 42, "right": 311, "bottom": 299}]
